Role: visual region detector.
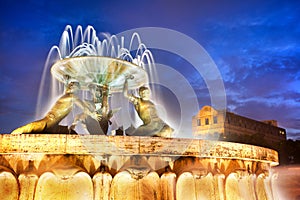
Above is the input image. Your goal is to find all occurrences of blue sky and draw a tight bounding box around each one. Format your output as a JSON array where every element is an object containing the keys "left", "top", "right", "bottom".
[{"left": 1, "top": 0, "right": 300, "bottom": 140}]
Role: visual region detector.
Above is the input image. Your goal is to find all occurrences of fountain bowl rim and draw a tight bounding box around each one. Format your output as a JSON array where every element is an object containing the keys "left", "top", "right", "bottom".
[{"left": 50, "top": 56, "right": 149, "bottom": 91}]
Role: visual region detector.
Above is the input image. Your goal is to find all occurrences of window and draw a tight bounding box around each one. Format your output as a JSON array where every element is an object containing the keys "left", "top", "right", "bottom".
[
  {"left": 205, "top": 118, "right": 209, "bottom": 125},
  {"left": 197, "top": 119, "right": 201, "bottom": 126},
  {"left": 226, "top": 117, "right": 230, "bottom": 124},
  {"left": 213, "top": 116, "right": 218, "bottom": 124}
]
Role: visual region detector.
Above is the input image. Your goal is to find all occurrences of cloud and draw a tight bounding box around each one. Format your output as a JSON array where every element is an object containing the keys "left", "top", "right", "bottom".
[
  {"left": 202, "top": 5, "right": 300, "bottom": 139},
  {"left": 285, "top": 128, "right": 300, "bottom": 140}
]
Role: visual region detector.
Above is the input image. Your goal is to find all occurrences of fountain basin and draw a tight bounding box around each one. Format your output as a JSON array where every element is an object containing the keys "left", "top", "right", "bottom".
[
  {"left": 0, "top": 134, "right": 279, "bottom": 200},
  {"left": 51, "top": 56, "right": 148, "bottom": 92}
]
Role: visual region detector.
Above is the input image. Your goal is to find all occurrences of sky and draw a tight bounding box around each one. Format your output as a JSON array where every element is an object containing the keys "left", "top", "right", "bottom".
[{"left": 0, "top": 0, "right": 299, "bottom": 140}]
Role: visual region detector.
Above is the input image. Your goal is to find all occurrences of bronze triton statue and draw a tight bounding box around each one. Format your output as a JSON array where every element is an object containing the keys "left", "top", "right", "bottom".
[
  {"left": 11, "top": 80, "right": 101, "bottom": 134},
  {"left": 70, "top": 84, "right": 119, "bottom": 135},
  {"left": 123, "top": 75, "right": 174, "bottom": 137}
]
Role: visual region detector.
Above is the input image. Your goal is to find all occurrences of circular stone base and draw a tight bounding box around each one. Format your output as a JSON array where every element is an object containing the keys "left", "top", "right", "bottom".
[{"left": 0, "top": 134, "right": 279, "bottom": 199}]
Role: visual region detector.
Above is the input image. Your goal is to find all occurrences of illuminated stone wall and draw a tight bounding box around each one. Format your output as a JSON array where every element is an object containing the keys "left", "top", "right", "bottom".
[
  {"left": 192, "top": 105, "right": 286, "bottom": 145},
  {"left": 0, "top": 134, "right": 279, "bottom": 200}
]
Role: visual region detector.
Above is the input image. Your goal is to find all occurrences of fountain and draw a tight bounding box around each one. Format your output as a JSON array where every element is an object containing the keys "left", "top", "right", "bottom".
[
  {"left": 1, "top": 25, "right": 280, "bottom": 200},
  {"left": 11, "top": 25, "right": 165, "bottom": 136}
]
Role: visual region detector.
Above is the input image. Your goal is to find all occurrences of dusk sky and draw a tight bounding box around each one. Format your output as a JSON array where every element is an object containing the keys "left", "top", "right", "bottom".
[{"left": 1, "top": 0, "right": 299, "bottom": 140}]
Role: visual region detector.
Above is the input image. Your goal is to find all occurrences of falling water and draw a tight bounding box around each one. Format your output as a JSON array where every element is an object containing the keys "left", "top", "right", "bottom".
[{"left": 35, "top": 25, "right": 158, "bottom": 130}]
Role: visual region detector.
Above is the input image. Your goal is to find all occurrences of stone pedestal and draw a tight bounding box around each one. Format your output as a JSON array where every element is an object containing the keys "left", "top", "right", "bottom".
[{"left": 0, "top": 134, "right": 279, "bottom": 200}]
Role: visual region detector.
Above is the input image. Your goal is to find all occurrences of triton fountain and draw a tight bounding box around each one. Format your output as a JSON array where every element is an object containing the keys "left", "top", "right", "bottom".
[{"left": 0, "top": 25, "right": 280, "bottom": 200}]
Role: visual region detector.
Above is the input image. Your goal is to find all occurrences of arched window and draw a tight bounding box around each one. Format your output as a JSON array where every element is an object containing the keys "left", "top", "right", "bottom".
[
  {"left": 213, "top": 116, "right": 218, "bottom": 124},
  {"left": 205, "top": 118, "right": 209, "bottom": 125},
  {"left": 197, "top": 119, "right": 201, "bottom": 126}
]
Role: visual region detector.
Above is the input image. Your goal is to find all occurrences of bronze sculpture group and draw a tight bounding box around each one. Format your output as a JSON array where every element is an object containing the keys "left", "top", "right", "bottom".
[{"left": 11, "top": 72, "right": 173, "bottom": 137}]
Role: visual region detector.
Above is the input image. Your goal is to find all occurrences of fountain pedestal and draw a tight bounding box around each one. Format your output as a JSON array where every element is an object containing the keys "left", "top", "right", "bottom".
[{"left": 0, "top": 134, "right": 279, "bottom": 200}]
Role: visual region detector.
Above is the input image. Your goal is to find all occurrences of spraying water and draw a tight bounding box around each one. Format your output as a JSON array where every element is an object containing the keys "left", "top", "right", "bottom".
[{"left": 35, "top": 25, "right": 160, "bottom": 133}]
